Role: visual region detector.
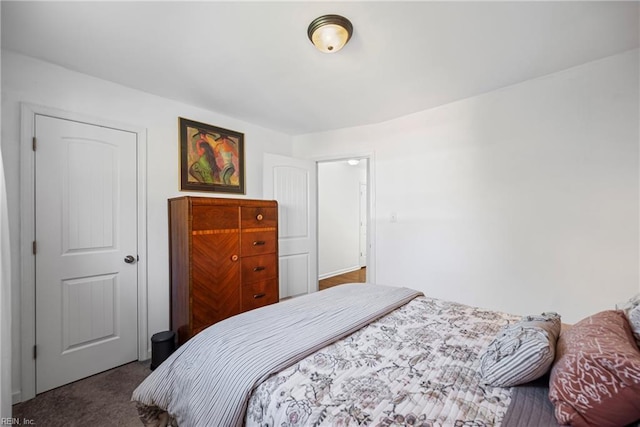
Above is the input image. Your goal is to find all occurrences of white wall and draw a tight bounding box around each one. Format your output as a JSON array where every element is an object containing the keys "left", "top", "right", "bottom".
[
  {"left": 318, "top": 161, "right": 364, "bottom": 278},
  {"left": 1, "top": 50, "right": 293, "bottom": 401},
  {"left": 294, "top": 49, "right": 640, "bottom": 324}
]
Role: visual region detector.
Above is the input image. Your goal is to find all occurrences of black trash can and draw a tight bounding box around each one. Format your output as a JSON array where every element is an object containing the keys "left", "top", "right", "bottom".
[{"left": 150, "top": 330, "right": 176, "bottom": 370}]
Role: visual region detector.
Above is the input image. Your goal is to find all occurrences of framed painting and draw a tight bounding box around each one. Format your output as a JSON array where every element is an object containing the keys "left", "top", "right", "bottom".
[{"left": 179, "top": 117, "right": 245, "bottom": 194}]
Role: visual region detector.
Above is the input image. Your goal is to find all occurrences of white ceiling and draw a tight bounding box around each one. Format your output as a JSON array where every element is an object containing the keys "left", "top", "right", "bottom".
[{"left": 2, "top": 1, "right": 638, "bottom": 135}]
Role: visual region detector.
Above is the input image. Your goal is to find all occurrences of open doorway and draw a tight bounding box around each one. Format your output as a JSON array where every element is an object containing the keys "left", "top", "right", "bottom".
[{"left": 317, "top": 158, "right": 368, "bottom": 290}]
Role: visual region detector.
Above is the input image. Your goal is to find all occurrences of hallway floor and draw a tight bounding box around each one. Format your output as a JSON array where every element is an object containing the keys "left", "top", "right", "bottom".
[{"left": 319, "top": 267, "right": 366, "bottom": 291}]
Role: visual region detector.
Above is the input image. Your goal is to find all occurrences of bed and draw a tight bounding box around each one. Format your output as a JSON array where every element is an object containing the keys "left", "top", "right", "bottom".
[{"left": 132, "top": 284, "right": 640, "bottom": 427}]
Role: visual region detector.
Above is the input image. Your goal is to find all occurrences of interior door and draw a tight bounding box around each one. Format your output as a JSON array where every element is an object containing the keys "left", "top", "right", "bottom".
[
  {"left": 263, "top": 153, "right": 317, "bottom": 298},
  {"left": 35, "top": 115, "right": 138, "bottom": 393}
]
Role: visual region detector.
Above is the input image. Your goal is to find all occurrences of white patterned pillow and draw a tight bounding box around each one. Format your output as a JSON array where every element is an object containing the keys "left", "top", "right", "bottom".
[
  {"left": 617, "top": 293, "right": 640, "bottom": 347},
  {"left": 479, "top": 312, "right": 561, "bottom": 387}
]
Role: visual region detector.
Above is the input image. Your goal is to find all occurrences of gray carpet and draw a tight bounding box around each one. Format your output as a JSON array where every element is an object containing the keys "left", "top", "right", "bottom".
[{"left": 12, "top": 360, "right": 151, "bottom": 427}]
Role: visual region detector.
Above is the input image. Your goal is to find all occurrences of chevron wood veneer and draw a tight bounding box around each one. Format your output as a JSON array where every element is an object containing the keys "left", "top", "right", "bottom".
[{"left": 169, "top": 196, "right": 279, "bottom": 346}]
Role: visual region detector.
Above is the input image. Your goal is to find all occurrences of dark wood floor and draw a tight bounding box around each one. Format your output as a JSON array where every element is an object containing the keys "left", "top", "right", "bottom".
[{"left": 319, "top": 267, "right": 366, "bottom": 290}]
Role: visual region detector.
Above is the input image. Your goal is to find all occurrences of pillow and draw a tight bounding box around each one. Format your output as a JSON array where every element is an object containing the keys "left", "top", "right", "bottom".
[
  {"left": 479, "top": 312, "right": 561, "bottom": 387},
  {"left": 617, "top": 293, "right": 640, "bottom": 348},
  {"left": 549, "top": 310, "right": 640, "bottom": 427}
]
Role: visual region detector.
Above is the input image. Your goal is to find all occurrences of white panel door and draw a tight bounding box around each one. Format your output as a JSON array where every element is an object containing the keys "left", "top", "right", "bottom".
[
  {"left": 35, "top": 115, "right": 138, "bottom": 393},
  {"left": 263, "top": 153, "right": 317, "bottom": 298}
]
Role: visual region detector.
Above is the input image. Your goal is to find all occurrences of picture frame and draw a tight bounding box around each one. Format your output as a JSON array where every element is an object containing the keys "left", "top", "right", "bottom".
[{"left": 179, "top": 117, "right": 245, "bottom": 194}]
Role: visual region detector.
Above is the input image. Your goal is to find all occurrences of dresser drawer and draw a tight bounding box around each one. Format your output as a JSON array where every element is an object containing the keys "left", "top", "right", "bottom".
[
  {"left": 241, "top": 206, "right": 277, "bottom": 229},
  {"left": 241, "top": 230, "right": 277, "bottom": 256},
  {"left": 241, "top": 254, "right": 277, "bottom": 283},
  {"left": 241, "top": 279, "right": 278, "bottom": 311},
  {"left": 191, "top": 205, "right": 239, "bottom": 231}
]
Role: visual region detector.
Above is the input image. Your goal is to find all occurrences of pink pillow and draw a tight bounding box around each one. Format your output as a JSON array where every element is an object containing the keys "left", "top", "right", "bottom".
[{"left": 549, "top": 310, "right": 640, "bottom": 427}]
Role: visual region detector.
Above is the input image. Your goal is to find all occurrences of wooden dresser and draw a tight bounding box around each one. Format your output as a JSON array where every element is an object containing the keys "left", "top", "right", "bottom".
[{"left": 169, "top": 196, "right": 279, "bottom": 345}]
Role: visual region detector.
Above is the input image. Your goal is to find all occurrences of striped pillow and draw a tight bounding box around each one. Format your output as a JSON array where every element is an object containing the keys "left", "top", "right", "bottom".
[{"left": 479, "top": 312, "right": 561, "bottom": 387}]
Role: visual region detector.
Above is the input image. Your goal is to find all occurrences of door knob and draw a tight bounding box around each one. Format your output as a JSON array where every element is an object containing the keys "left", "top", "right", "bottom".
[{"left": 124, "top": 255, "right": 136, "bottom": 264}]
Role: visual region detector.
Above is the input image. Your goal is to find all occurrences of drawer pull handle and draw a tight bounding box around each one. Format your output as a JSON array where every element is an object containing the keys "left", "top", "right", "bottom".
[
  {"left": 256, "top": 214, "right": 264, "bottom": 221},
  {"left": 231, "top": 255, "right": 239, "bottom": 262},
  {"left": 253, "top": 241, "right": 266, "bottom": 246},
  {"left": 253, "top": 266, "right": 266, "bottom": 272},
  {"left": 254, "top": 293, "right": 266, "bottom": 299}
]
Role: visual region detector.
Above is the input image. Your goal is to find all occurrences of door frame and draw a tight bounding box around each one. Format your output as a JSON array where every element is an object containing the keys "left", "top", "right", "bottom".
[
  {"left": 314, "top": 152, "right": 376, "bottom": 285},
  {"left": 19, "top": 103, "right": 148, "bottom": 402},
  {"left": 359, "top": 181, "right": 367, "bottom": 268}
]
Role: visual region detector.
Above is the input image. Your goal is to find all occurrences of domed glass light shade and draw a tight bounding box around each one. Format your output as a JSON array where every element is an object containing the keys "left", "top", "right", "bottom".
[{"left": 307, "top": 15, "right": 353, "bottom": 53}]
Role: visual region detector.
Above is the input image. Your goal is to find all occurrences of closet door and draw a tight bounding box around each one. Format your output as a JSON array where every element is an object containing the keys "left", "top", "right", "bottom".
[
  {"left": 34, "top": 115, "right": 138, "bottom": 393},
  {"left": 263, "top": 153, "right": 317, "bottom": 298}
]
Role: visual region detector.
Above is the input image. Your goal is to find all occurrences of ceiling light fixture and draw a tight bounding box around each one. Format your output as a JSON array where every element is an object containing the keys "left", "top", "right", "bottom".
[{"left": 307, "top": 14, "right": 353, "bottom": 53}]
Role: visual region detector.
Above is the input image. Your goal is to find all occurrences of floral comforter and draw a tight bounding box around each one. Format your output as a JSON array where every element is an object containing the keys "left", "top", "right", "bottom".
[
  {"left": 245, "top": 296, "right": 520, "bottom": 427},
  {"left": 133, "top": 284, "right": 422, "bottom": 427}
]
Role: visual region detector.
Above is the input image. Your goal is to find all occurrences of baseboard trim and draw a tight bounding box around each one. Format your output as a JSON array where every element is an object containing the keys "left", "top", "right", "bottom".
[{"left": 318, "top": 266, "right": 363, "bottom": 281}]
